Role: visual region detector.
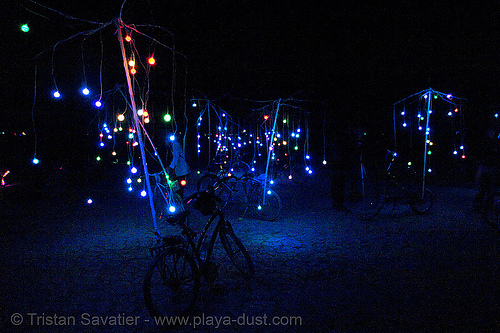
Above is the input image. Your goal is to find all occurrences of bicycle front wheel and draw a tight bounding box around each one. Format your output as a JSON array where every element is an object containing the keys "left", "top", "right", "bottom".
[
  {"left": 409, "top": 188, "right": 435, "bottom": 214},
  {"left": 219, "top": 222, "right": 254, "bottom": 279},
  {"left": 143, "top": 247, "right": 200, "bottom": 319}
]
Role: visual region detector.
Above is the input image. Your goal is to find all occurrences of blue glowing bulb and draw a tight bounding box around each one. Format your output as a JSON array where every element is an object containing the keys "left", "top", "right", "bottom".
[
  {"left": 131, "top": 167, "right": 138, "bottom": 174},
  {"left": 297, "top": 128, "right": 301, "bottom": 133},
  {"left": 107, "top": 135, "right": 112, "bottom": 140},
  {"left": 169, "top": 135, "right": 175, "bottom": 141},
  {"left": 453, "top": 150, "right": 458, "bottom": 155},
  {"left": 448, "top": 111, "right": 453, "bottom": 116},
  {"left": 270, "top": 180, "right": 275, "bottom": 185},
  {"left": 308, "top": 169, "right": 313, "bottom": 174},
  {"left": 403, "top": 122, "right": 407, "bottom": 127},
  {"left": 306, "top": 155, "right": 310, "bottom": 159},
  {"left": 87, "top": 198, "right": 93, "bottom": 204},
  {"left": 140, "top": 190, "right": 147, "bottom": 197},
  {"left": 99, "top": 142, "right": 104, "bottom": 147},
  {"left": 32, "top": 157, "right": 40, "bottom": 165},
  {"left": 168, "top": 205, "right": 176, "bottom": 213},
  {"left": 95, "top": 100, "right": 102, "bottom": 108},
  {"left": 53, "top": 91, "right": 61, "bottom": 98},
  {"left": 126, "top": 178, "right": 132, "bottom": 184},
  {"left": 128, "top": 186, "right": 133, "bottom": 192},
  {"left": 257, "top": 205, "right": 262, "bottom": 210},
  {"left": 82, "top": 87, "right": 90, "bottom": 95},
  {"left": 460, "top": 145, "right": 464, "bottom": 150},
  {"left": 401, "top": 111, "right": 405, "bottom": 116}
]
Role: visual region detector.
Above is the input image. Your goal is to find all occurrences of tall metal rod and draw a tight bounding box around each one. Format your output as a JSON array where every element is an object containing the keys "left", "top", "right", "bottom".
[
  {"left": 116, "top": 20, "right": 159, "bottom": 238},
  {"left": 422, "top": 87, "right": 432, "bottom": 197},
  {"left": 263, "top": 99, "right": 281, "bottom": 204}
]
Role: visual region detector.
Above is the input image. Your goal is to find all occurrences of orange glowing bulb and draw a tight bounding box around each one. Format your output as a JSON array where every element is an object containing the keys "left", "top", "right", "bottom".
[
  {"left": 125, "top": 35, "right": 132, "bottom": 42},
  {"left": 180, "top": 180, "right": 187, "bottom": 186},
  {"left": 130, "top": 68, "right": 137, "bottom": 75},
  {"left": 147, "top": 57, "right": 156, "bottom": 65}
]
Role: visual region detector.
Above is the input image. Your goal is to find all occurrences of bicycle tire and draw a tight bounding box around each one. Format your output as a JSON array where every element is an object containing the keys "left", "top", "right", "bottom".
[
  {"left": 409, "top": 188, "right": 435, "bottom": 214},
  {"left": 219, "top": 222, "right": 255, "bottom": 279},
  {"left": 482, "top": 192, "right": 500, "bottom": 228},
  {"left": 248, "top": 184, "right": 282, "bottom": 221},
  {"left": 143, "top": 247, "right": 200, "bottom": 319},
  {"left": 197, "top": 173, "right": 219, "bottom": 192}
]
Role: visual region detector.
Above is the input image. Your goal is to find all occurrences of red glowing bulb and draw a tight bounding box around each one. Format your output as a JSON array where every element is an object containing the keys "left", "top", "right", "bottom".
[
  {"left": 180, "top": 180, "right": 187, "bottom": 186},
  {"left": 130, "top": 68, "right": 137, "bottom": 75},
  {"left": 125, "top": 35, "right": 132, "bottom": 42},
  {"left": 263, "top": 115, "right": 270, "bottom": 120}
]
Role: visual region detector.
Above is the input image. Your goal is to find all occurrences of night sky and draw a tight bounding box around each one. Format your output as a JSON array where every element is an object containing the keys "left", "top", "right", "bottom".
[{"left": 1, "top": 1, "right": 499, "bottom": 169}]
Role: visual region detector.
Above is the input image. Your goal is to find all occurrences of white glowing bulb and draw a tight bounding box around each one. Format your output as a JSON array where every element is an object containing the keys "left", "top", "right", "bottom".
[
  {"left": 169, "top": 205, "right": 176, "bottom": 213},
  {"left": 82, "top": 88, "right": 90, "bottom": 95},
  {"left": 131, "top": 167, "right": 138, "bottom": 174},
  {"left": 140, "top": 190, "right": 147, "bottom": 197}
]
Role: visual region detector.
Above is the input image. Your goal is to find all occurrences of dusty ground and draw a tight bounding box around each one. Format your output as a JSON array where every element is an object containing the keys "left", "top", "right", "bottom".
[{"left": 1, "top": 172, "right": 500, "bottom": 332}]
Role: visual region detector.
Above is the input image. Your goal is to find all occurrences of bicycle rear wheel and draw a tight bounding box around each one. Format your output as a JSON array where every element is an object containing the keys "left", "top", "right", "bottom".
[
  {"left": 143, "top": 247, "right": 200, "bottom": 319},
  {"left": 197, "top": 173, "right": 219, "bottom": 192},
  {"left": 409, "top": 188, "right": 435, "bottom": 214},
  {"left": 219, "top": 222, "right": 254, "bottom": 279},
  {"left": 482, "top": 192, "right": 500, "bottom": 228}
]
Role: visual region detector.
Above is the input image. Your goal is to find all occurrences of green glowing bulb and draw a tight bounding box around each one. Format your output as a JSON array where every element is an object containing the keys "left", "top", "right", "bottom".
[
  {"left": 96, "top": 156, "right": 101, "bottom": 161},
  {"left": 21, "top": 23, "right": 29, "bottom": 33},
  {"left": 164, "top": 113, "right": 172, "bottom": 122},
  {"left": 294, "top": 146, "right": 299, "bottom": 151},
  {"left": 127, "top": 160, "right": 131, "bottom": 166},
  {"left": 283, "top": 119, "right": 287, "bottom": 124},
  {"left": 427, "top": 151, "right": 432, "bottom": 155}
]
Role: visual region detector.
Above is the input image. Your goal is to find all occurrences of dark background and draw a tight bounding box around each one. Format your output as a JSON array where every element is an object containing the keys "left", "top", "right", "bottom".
[{"left": 1, "top": 0, "right": 499, "bottom": 186}]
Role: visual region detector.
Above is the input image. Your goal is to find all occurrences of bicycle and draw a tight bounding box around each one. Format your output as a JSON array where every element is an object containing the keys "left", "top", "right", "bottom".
[
  {"left": 143, "top": 190, "right": 254, "bottom": 320},
  {"left": 197, "top": 154, "right": 253, "bottom": 192},
  {"left": 267, "top": 157, "right": 310, "bottom": 185},
  {"left": 205, "top": 173, "right": 282, "bottom": 221},
  {"left": 347, "top": 149, "right": 435, "bottom": 220}
]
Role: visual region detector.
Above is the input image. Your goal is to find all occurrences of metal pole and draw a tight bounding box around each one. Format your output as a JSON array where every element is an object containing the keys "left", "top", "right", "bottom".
[{"left": 116, "top": 20, "right": 159, "bottom": 238}]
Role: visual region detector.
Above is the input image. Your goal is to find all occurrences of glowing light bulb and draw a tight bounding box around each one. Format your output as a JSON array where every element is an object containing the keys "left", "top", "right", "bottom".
[
  {"left": 270, "top": 180, "right": 275, "bottom": 185},
  {"left": 257, "top": 205, "right": 262, "bottom": 210},
  {"left": 164, "top": 113, "right": 171, "bottom": 122},
  {"left": 453, "top": 150, "right": 458, "bottom": 155},
  {"left": 117, "top": 114, "right": 125, "bottom": 122},
  {"left": 448, "top": 111, "right": 453, "bottom": 116},
  {"left": 125, "top": 35, "right": 132, "bottom": 42},
  {"left": 169, "top": 206, "right": 176, "bottom": 213},
  {"left": 126, "top": 178, "right": 132, "bottom": 184},
  {"left": 460, "top": 145, "right": 464, "bottom": 150},
  {"left": 141, "top": 190, "right": 147, "bottom": 197},
  {"left": 95, "top": 100, "right": 102, "bottom": 108},
  {"left": 128, "top": 60, "right": 135, "bottom": 67},
  {"left": 32, "top": 157, "right": 39, "bottom": 165},
  {"left": 130, "top": 68, "right": 137, "bottom": 75},
  {"left": 169, "top": 135, "right": 175, "bottom": 141},
  {"left": 87, "top": 198, "right": 93, "bottom": 204},
  {"left": 403, "top": 122, "right": 407, "bottom": 127},
  {"left": 96, "top": 156, "right": 101, "bottom": 161},
  {"left": 263, "top": 115, "right": 269, "bottom": 120},
  {"left": 82, "top": 87, "right": 90, "bottom": 95},
  {"left": 21, "top": 23, "right": 29, "bottom": 33},
  {"left": 137, "top": 109, "right": 144, "bottom": 116},
  {"left": 147, "top": 56, "right": 156, "bottom": 65},
  {"left": 53, "top": 91, "right": 61, "bottom": 98},
  {"left": 192, "top": 102, "right": 197, "bottom": 107},
  {"left": 128, "top": 186, "right": 133, "bottom": 192},
  {"left": 306, "top": 155, "right": 310, "bottom": 160},
  {"left": 180, "top": 180, "right": 187, "bottom": 186},
  {"left": 131, "top": 167, "right": 138, "bottom": 174},
  {"left": 323, "top": 160, "right": 327, "bottom": 165}
]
